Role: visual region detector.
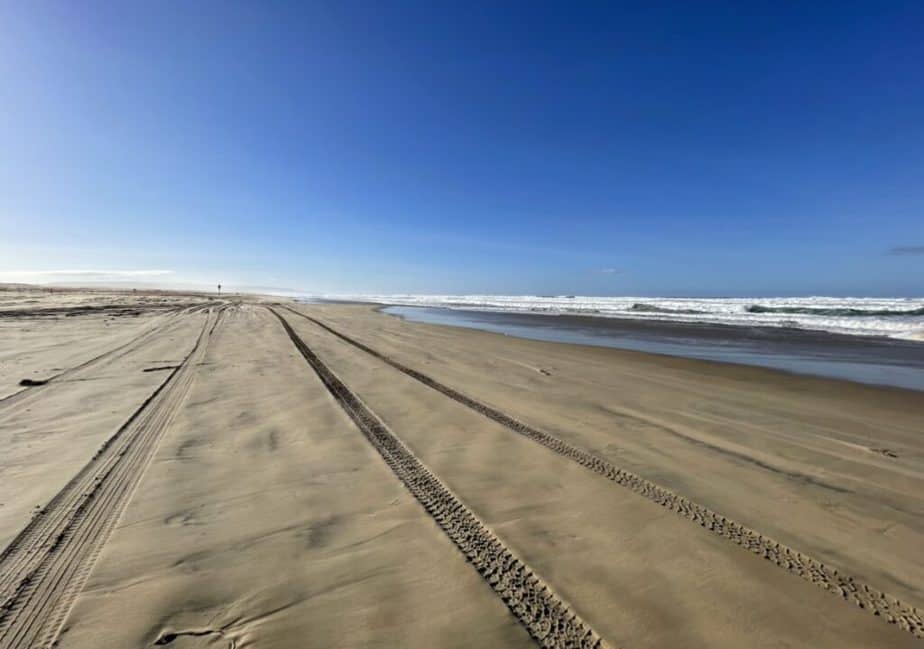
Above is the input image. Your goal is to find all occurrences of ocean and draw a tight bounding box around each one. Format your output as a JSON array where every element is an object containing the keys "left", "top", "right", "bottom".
[
  {"left": 306, "top": 295, "right": 924, "bottom": 390},
  {"left": 324, "top": 295, "right": 924, "bottom": 340}
]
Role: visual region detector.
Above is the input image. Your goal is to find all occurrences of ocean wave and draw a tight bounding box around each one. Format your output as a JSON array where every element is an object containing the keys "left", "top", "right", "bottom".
[
  {"left": 747, "top": 305, "right": 924, "bottom": 317},
  {"left": 630, "top": 303, "right": 707, "bottom": 315},
  {"left": 313, "top": 294, "right": 924, "bottom": 340}
]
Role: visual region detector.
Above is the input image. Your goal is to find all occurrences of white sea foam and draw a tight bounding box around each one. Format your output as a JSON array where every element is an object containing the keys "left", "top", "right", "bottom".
[{"left": 313, "top": 295, "right": 924, "bottom": 340}]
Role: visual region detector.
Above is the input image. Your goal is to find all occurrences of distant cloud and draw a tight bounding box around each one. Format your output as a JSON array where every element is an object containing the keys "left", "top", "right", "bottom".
[
  {"left": 598, "top": 268, "right": 623, "bottom": 275},
  {"left": 229, "top": 285, "right": 305, "bottom": 296},
  {"left": 888, "top": 246, "right": 924, "bottom": 256},
  {"left": 0, "top": 269, "right": 175, "bottom": 283}
]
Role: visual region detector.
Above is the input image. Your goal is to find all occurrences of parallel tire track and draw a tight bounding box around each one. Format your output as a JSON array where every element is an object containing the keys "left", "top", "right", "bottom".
[
  {"left": 282, "top": 305, "right": 924, "bottom": 639},
  {"left": 0, "top": 307, "right": 223, "bottom": 649},
  {"left": 0, "top": 302, "right": 215, "bottom": 410},
  {"left": 271, "top": 308, "right": 606, "bottom": 649}
]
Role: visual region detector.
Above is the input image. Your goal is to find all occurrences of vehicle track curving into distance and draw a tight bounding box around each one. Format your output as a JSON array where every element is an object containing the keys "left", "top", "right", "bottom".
[
  {"left": 0, "top": 307, "right": 225, "bottom": 649},
  {"left": 270, "top": 307, "right": 606, "bottom": 649},
  {"left": 281, "top": 304, "right": 924, "bottom": 639}
]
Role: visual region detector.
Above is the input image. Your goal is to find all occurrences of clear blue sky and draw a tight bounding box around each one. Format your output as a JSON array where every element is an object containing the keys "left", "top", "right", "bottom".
[{"left": 1, "top": 2, "right": 922, "bottom": 296}]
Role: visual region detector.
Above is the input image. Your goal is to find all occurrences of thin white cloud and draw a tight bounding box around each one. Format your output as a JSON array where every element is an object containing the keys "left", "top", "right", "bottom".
[
  {"left": 599, "top": 268, "right": 622, "bottom": 275},
  {"left": 0, "top": 269, "right": 175, "bottom": 282},
  {"left": 888, "top": 246, "right": 924, "bottom": 256}
]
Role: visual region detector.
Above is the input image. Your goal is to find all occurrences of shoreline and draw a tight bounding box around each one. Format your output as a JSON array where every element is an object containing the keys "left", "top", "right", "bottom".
[
  {"left": 316, "top": 294, "right": 924, "bottom": 341},
  {"left": 371, "top": 301, "right": 924, "bottom": 344},
  {"left": 375, "top": 303, "right": 924, "bottom": 391}
]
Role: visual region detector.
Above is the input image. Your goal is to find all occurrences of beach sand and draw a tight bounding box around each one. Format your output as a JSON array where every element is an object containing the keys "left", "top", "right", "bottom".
[{"left": 1, "top": 288, "right": 922, "bottom": 648}]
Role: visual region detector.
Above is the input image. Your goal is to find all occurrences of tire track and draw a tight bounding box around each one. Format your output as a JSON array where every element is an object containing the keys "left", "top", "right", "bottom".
[
  {"left": 270, "top": 308, "right": 606, "bottom": 649},
  {"left": 281, "top": 305, "right": 924, "bottom": 639},
  {"left": 0, "top": 307, "right": 224, "bottom": 649},
  {"left": 0, "top": 302, "right": 216, "bottom": 410}
]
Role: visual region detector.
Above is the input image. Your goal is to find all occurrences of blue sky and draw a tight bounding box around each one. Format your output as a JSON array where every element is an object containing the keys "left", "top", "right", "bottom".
[{"left": 1, "top": 2, "right": 922, "bottom": 296}]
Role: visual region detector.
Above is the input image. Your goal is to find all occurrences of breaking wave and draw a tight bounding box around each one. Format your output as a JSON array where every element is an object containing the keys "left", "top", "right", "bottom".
[
  {"left": 630, "top": 303, "right": 708, "bottom": 315},
  {"left": 747, "top": 305, "right": 924, "bottom": 317},
  {"left": 310, "top": 294, "right": 924, "bottom": 340}
]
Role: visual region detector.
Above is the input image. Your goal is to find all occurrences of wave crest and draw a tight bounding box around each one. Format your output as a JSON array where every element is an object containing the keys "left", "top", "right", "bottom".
[
  {"left": 630, "top": 303, "right": 707, "bottom": 315},
  {"left": 746, "top": 305, "right": 924, "bottom": 317}
]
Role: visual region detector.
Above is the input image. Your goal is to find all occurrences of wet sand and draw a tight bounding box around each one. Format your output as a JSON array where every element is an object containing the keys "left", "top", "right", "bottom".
[
  {"left": 382, "top": 304, "right": 924, "bottom": 390},
  {"left": 1, "top": 288, "right": 921, "bottom": 648}
]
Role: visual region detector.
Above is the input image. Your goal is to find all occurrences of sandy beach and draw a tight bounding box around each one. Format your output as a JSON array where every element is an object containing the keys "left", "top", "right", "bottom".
[{"left": 1, "top": 287, "right": 922, "bottom": 648}]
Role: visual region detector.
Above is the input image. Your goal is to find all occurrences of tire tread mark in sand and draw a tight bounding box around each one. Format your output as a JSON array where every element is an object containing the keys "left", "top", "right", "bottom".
[
  {"left": 282, "top": 305, "right": 924, "bottom": 639},
  {"left": 0, "top": 307, "right": 209, "bottom": 569},
  {"left": 270, "top": 308, "right": 606, "bottom": 649},
  {"left": 0, "top": 302, "right": 218, "bottom": 409},
  {"left": 599, "top": 408, "right": 853, "bottom": 494},
  {"left": 0, "top": 307, "right": 224, "bottom": 649}
]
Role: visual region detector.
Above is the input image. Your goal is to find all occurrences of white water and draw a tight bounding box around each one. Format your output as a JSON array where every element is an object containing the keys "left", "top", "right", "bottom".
[{"left": 316, "top": 295, "right": 924, "bottom": 340}]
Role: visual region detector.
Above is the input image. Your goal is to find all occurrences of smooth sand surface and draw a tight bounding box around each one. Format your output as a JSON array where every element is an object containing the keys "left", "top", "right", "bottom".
[
  {"left": 308, "top": 304, "right": 924, "bottom": 609},
  {"left": 0, "top": 291, "right": 197, "bottom": 400},
  {"left": 57, "top": 305, "right": 529, "bottom": 648},
  {"left": 0, "top": 297, "right": 209, "bottom": 549},
  {"left": 1, "top": 289, "right": 921, "bottom": 648}
]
